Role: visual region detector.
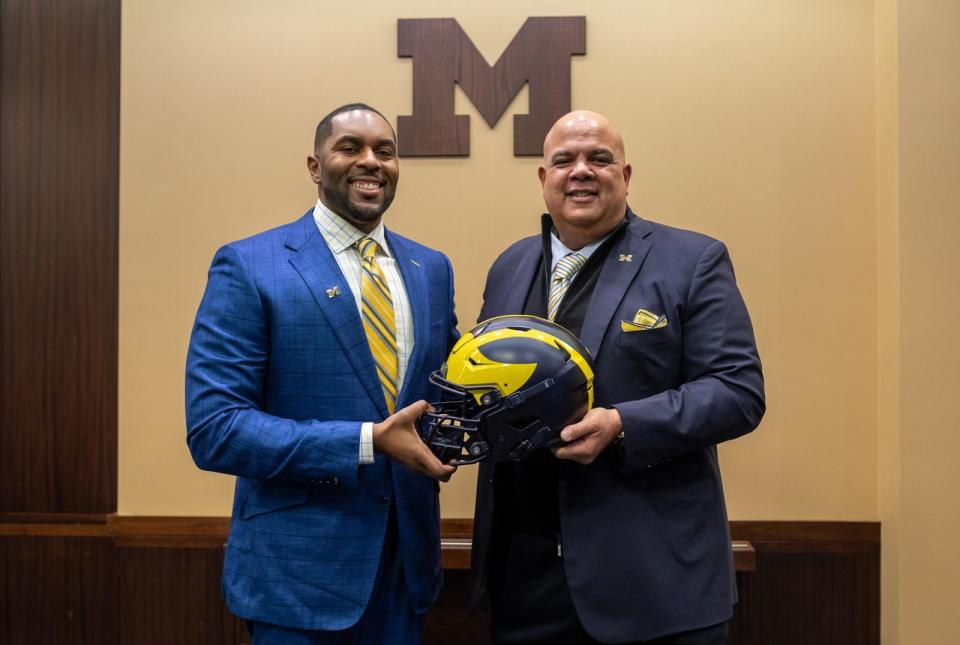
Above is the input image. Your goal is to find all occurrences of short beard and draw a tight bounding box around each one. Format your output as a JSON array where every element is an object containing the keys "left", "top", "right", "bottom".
[{"left": 321, "top": 185, "right": 395, "bottom": 229}]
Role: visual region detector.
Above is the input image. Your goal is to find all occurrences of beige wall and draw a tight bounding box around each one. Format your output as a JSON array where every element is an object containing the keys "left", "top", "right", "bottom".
[
  {"left": 119, "top": 0, "right": 881, "bottom": 523},
  {"left": 875, "top": 0, "right": 901, "bottom": 642},
  {"left": 895, "top": 1, "right": 960, "bottom": 643}
]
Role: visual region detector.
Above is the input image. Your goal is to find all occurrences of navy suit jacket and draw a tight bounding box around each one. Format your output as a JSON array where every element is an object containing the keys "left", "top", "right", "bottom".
[
  {"left": 471, "top": 211, "right": 764, "bottom": 642},
  {"left": 185, "top": 210, "right": 457, "bottom": 630}
]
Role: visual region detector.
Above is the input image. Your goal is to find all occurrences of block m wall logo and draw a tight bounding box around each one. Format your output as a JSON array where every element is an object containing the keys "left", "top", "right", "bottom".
[{"left": 397, "top": 17, "right": 586, "bottom": 157}]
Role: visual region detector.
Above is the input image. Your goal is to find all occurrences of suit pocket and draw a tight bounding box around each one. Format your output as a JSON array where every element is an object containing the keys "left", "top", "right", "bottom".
[
  {"left": 649, "top": 476, "right": 715, "bottom": 509},
  {"left": 616, "top": 324, "right": 675, "bottom": 347},
  {"left": 239, "top": 480, "right": 310, "bottom": 520}
]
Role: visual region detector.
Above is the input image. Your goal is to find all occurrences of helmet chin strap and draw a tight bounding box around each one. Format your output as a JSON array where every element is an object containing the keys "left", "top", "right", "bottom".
[{"left": 500, "top": 377, "right": 556, "bottom": 409}]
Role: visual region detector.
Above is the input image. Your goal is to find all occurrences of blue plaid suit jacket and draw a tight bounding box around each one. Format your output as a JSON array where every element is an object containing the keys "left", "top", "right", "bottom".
[{"left": 185, "top": 210, "right": 458, "bottom": 630}]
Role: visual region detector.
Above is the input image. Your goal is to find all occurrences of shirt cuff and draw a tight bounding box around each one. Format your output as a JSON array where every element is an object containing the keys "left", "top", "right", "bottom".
[{"left": 359, "top": 422, "right": 375, "bottom": 465}]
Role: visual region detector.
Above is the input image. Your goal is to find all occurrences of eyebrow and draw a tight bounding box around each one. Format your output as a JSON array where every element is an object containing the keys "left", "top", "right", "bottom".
[
  {"left": 332, "top": 135, "right": 396, "bottom": 148},
  {"left": 549, "top": 147, "right": 615, "bottom": 162}
]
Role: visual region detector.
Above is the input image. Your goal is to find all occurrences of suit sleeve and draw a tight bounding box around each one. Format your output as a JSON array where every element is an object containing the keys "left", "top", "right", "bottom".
[
  {"left": 444, "top": 253, "right": 460, "bottom": 352},
  {"left": 612, "top": 241, "right": 765, "bottom": 473},
  {"left": 185, "top": 245, "right": 362, "bottom": 485}
]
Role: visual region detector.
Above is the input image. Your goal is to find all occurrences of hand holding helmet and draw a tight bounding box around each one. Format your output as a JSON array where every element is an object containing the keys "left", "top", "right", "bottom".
[
  {"left": 373, "top": 400, "right": 458, "bottom": 481},
  {"left": 552, "top": 406, "right": 623, "bottom": 465},
  {"left": 419, "top": 315, "right": 596, "bottom": 464}
]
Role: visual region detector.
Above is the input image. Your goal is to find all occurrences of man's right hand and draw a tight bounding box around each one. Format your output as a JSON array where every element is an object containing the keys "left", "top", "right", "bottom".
[{"left": 372, "top": 400, "right": 457, "bottom": 482}]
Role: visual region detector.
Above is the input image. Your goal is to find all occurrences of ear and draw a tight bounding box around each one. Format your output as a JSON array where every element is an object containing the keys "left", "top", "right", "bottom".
[
  {"left": 622, "top": 163, "right": 632, "bottom": 195},
  {"left": 538, "top": 165, "right": 546, "bottom": 187},
  {"left": 307, "top": 155, "right": 322, "bottom": 185}
]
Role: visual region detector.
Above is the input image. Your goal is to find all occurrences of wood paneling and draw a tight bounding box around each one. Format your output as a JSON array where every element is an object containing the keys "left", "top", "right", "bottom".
[
  {"left": 0, "top": 0, "right": 121, "bottom": 513},
  {"left": 734, "top": 546, "right": 880, "bottom": 645},
  {"left": 117, "top": 545, "right": 247, "bottom": 645},
  {"left": 0, "top": 535, "right": 118, "bottom": 645},
  {"left": 0, "top": 517, "right": 879, "bottom": 645},
  {"left": 730, "top": 522, "right": 880, "bottom": 645},
  {"left": 424, "top": 569, "right": 491, "bottom": 645}
]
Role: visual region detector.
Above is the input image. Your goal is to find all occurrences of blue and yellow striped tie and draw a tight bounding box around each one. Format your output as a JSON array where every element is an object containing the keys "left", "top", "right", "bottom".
[
  {"left": 548, "top": 252, "right": 587, "bottom": 321},
  {"left": 357, "top": 238, "right": 398, "bottom": 413}
]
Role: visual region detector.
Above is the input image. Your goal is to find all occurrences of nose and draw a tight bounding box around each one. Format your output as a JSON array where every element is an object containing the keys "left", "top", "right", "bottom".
[
  {"left": 355, "top": 146, "right": 381, "bottom": 170},
  {"left": 570, "top": 157, "right": 594, "bottom": 180}
]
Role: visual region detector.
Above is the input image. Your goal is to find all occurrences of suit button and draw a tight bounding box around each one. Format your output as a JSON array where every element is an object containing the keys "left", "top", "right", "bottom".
[{"left": 381, "top": 496, "right": 391, "bottom": 508}]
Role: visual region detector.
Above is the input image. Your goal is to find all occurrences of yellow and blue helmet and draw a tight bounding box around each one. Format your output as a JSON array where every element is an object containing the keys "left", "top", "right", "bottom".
[{"left": 420, "top": 315, "right": 595, "bottom": 464}]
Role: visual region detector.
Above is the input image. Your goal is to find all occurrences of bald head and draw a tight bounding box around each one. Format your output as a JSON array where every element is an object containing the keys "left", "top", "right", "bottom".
[
  {"left": 538, "top": 110, "right": 632, "bottom": 250},
  {"left": 543, "top": 110, "right": 626, "bottom": 161}
]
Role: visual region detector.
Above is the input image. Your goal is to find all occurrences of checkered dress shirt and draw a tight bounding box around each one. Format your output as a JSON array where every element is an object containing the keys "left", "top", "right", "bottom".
[{"left": 313, "top": 200, "right": 414, "bottom": 464}]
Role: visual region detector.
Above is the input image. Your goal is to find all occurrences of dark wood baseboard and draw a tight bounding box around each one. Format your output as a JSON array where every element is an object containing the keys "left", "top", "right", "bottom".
[{"left": 0, "top": 515, "right": 879, "bottom": 645}]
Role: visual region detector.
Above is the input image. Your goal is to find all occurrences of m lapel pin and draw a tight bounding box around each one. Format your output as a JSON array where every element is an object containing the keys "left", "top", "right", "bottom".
[
  {"left": 326, "top": 286, "right": 342, "bottom": 299},
  {"left": 619, "top": 254, "right": 633, "bottom": 262}
]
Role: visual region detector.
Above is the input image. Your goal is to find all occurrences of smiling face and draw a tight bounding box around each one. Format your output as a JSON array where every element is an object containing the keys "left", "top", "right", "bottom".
[
  {"left": 308, "top": 109, "right": 399, "bottom": 233},
  {"left": 538, "top": 111, "right": 632, "bottom": 249}
]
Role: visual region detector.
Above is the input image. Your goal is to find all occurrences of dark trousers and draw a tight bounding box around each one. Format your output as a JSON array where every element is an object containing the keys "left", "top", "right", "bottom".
[
  {"left": 492, "top": 611, "right": 727, "bottom": 645},
  {"left": 489, "top": 528, "right": 727, "bottom": 645}
]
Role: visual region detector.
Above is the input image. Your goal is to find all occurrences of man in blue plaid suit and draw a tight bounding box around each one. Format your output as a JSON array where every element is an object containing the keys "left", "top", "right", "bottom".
[{"left": 186, "top": 104, "right": 458, "bottom": 644}]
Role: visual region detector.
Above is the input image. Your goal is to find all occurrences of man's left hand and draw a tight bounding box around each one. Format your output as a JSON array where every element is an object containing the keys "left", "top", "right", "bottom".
[{"left": 552, "top": 407, "right": 622, "bottom": 465}]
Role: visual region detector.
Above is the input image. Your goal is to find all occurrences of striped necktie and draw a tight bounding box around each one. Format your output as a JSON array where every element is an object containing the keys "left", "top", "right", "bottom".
[
  {"left": 548, "top": 252, "right": 587, "bottom": 321},
  {"left": 357, "top": 238, "right": 398, "bottom": 413}
]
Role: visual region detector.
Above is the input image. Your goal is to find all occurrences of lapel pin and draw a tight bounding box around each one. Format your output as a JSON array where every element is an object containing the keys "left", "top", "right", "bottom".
[
  {"left": 618, "top": 254, "right": 633, "bottom": 263},
  {"left": 410, "top": 259, "right": 420, "bottom": 267},
  {"left": 326, "top": 286, "right": 342, "bottom": 299}
]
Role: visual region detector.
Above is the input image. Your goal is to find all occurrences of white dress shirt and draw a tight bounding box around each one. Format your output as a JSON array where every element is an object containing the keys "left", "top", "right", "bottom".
[
  {"left": 313, "top": 199, "right": 415, "bottom": 464},
  {"left": 549, "top": 229, "right": 610, "bottom": 273}
]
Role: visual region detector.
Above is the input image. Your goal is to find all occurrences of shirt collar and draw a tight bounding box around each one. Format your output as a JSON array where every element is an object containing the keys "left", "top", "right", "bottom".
[
  {"left": 549, "top": 229, "right": 612, "bottom": 273},
  {"left": 313, "top": 198, "right": 391, "bottom": 256}
]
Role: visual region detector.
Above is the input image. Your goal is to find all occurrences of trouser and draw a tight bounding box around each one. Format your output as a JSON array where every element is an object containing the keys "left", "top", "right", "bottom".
[{"left": 489, "top": 527, "right": 727, "bottom": 645}]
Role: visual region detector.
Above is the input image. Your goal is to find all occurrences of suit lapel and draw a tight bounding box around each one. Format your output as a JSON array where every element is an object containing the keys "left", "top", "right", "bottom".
[
  {"left": 490, "top": 239, "right": 541, "bottom": 320},
  {"left": 579, "top": 213, "right": 654, "bottom": 358},
  {"left": 386, "top": 229, "right": 428, "bottom": 407},
  {"left": 285, "top": 211, "right": 389, "bottom": 418}
]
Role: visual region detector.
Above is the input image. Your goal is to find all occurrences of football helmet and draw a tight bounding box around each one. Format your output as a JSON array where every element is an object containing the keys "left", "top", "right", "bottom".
[{"left": 419, "top": 315, "right": 595, "bottom": 464}]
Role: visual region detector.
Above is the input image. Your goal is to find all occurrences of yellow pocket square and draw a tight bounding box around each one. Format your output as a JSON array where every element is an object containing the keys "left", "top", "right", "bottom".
[{"left": 620, "top": 308, "right": 668, "bottom": 332}]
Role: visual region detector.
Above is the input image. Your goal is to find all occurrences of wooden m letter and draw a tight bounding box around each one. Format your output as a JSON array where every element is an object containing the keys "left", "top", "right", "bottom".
[{"left": 397, "top": 17, "right": 586, "bottom": 157}]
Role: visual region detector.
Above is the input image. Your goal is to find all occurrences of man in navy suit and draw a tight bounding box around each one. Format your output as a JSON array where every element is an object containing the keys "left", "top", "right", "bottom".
[
  {"left": 186, "top": 103, "right": 457, "bottom": 644},
  {"left": 469, "top": 111, "right": 765, "bottom": 644}
]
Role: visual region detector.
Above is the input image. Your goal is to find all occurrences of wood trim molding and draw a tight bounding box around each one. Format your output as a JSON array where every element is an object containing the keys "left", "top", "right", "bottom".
[
  {"left": 0, "top": 515, "right": 878, "bottom": 570},
  {"left": 106, "top": 515, "right": 230, "bottom": 548},
  {"left": 106, "top": 515, "right": 230, "bottom": 537},
  {"left": 0, "top": 512, "right": 109, "bottom": 524},
  {"left": 0, "top": 512, "right": 109, "bottom": 536},
  {"left": 0, "top": 522, "right": 109, "bottom": 537},
  {"left": 729, "top": 520, "right": 879, "bottom": 542}
]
